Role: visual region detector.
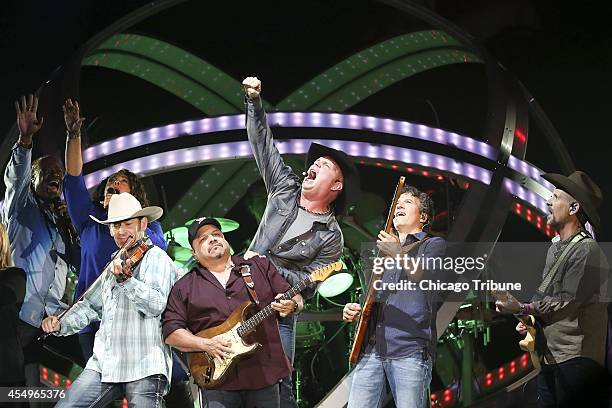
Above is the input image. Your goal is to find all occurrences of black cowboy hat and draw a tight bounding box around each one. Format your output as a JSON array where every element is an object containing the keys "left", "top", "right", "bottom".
[
  {"left": 542, "top": 171, "right": 603, "bottom": 232},
  {"left": 306, "top": 143, "right": 361, "bottom": 215}
]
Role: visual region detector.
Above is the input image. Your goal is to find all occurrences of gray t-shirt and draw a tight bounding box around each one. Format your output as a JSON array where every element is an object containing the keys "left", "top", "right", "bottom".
[{"left": 279, "top": 207, "right": 329, "bottom": 245}]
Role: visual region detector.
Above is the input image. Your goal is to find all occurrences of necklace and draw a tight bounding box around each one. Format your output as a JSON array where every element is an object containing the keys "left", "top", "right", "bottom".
[{"left": 299, "top": 204, "right": 332, "bottom": 216}]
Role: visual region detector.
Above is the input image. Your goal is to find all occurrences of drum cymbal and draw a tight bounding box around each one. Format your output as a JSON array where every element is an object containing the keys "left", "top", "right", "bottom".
[
  {"left": 168, "top": 245, "right": 193, "bottom": 263},
  {"left": 165, "top": 227, "right": 190, "bottom": 249},
  {"left": 184, "top": 217, "right": 240, "bottom": 233},
  {"left": 317, "top": 272, "right": 354, "bottom": 298}
]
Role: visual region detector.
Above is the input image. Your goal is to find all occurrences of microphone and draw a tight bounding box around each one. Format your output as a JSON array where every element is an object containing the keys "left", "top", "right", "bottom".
[
  {"left": 106, "top": 187, "right": 119, "bottom": 195},
  {"left": 51, "top": 196, "right": 63, "bottom": 210},
  {"left": 302, "top": 172, "right": 307, "bottom": 176}
]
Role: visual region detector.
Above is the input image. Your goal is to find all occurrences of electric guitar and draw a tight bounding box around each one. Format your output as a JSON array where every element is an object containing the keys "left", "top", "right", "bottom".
[
  {"left": 349, "top": 176, "right": 405, "bottom": 364},
  {"left": 189, "top": 261, "right": 343, "bottom": 389},
  {"left": 492, "top": 291, "right": 540, "bottom": 369},
  {"left": 516, "top": 314, "right": 540, "bottom": 369}
]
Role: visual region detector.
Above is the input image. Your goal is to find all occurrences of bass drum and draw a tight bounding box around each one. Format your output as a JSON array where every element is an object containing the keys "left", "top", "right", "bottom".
[{"left": 295, "top": 321, "right": 325, "bottom": 349}]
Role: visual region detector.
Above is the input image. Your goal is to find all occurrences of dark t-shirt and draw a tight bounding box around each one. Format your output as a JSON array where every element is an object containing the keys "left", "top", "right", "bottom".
[
  {"left": 0, "top": 266, "right": 26, "bottom": 383},
  {"left": 162, "top": 255, "right": 292, "bottom": 390}
]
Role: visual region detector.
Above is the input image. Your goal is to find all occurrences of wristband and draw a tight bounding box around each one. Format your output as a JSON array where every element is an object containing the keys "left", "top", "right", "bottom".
[
  {"left": 519, "top": 303, "right": 532, "bottom": 315},
  {"left": 66, "top": 130, "right": 81, "bottom": 140}
]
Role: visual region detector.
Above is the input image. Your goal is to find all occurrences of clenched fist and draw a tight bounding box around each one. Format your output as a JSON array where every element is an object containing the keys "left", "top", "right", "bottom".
[
  {"left": 242, "top": 77, "right": 262, "bottom": 99},
  {"left": 343, "top": 303, "right": 362, "bottom": 322},
  {"left": 41, "top": 316, "right": 61, "bottom": 333}
]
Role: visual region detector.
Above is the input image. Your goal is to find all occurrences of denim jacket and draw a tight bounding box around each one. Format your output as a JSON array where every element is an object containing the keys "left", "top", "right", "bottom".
[
  {"left": 245, "top": 98, "right": 343, "bottom": 298},
  {"left": 2, "top": 144, "right": 77, "bottom": 327}
]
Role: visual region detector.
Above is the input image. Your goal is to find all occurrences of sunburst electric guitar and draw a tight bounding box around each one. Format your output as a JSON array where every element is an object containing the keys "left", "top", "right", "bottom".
[{"left": 189, "top": 261, "right": 343, "bottom": 389}]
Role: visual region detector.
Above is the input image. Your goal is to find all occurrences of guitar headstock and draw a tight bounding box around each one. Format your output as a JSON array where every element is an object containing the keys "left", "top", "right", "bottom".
[{"left": 309, "top": 261, "right": 343, "bottom": 283}]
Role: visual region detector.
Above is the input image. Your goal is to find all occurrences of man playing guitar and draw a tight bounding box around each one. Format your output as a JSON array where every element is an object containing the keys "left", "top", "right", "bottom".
[
  {"left": 162, "top": 217, "right": 304, "bottom": 407},
  {"left": 496, "top": 171, "right": 609, "bottom": 407},
  {"left": 343, "top": 185, "right": 446, "bottom": 408}
]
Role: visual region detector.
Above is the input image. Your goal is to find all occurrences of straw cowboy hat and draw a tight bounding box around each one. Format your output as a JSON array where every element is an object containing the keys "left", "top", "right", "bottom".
[
  {"left": 90, "top": 192, "right": 163, "bottom": 225},
  {"left": 542, "top": 170, "right": 603, "bottom": 232}
]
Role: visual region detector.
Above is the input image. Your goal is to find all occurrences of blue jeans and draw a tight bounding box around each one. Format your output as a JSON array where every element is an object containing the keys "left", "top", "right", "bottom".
[
  {"left": 278, "top": 315, "right": 297, "bottom": 408},
  {"left": 348, "top": 352, "right": 432, "bottom": 408},
  {"left": 201, "top": 383, "right": 279, "bottom": 408},
  {"left": 55, "top": 369, "right": 167, "bottom": 408}
]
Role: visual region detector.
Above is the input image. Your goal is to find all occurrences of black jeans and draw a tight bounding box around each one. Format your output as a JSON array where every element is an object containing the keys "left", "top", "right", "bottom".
[
  {"left": 201, "top": 384, "right": 279, "bottom": 408},
  {"left": 78, "top": 331, "right": 96, "bottom": 363},
  {"left": 537, "top": 357, "right": 610, "bottom": 407}
]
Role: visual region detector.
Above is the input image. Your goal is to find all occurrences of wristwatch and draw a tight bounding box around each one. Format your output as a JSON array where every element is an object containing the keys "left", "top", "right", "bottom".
[{"left": 289, "top": 299, "right": 299, "bottom": 314}]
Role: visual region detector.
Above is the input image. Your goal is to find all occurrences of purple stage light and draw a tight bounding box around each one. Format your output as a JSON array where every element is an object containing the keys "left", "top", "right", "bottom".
[{"left": 74, "top": 112, "right": 554, "bottom": 218}]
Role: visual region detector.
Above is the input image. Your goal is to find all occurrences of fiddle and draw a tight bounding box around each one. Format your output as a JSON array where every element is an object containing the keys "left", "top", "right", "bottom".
[
  {"left": 114, "top": 237, "right": 151, "bottom": 282},
  {"left": 39, "top": 235, "right": 152, "bottom": 339}
]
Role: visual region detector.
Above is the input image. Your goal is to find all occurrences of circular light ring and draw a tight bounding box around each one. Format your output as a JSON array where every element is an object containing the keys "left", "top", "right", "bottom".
[
  {"left": 82, "top": 112, "right": 553, "bottom": 191},
  {"left": 82, "top": 139, "right": 549, "bottom": 216},
  {"left": 84, "top": 112, "right": 495, "bottom": 162}
]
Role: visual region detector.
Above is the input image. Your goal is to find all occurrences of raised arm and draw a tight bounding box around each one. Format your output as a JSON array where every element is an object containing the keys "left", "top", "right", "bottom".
[
  {"left": 63, "top": 99, "right": 86, "bottom": 177},
  {"left": 3, "top": 95, "right": 44, "bottom": 217},
  {"left": 242, "top": 77, "right": 299, "bottom": 195}
]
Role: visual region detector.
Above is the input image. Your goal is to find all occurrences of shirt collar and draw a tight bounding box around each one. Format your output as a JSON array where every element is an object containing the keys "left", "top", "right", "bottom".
[{"left": 402, "top": 230, "right": 427, "bottom": 246}]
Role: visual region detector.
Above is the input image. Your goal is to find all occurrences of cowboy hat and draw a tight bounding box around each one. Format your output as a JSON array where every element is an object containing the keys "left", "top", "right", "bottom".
[
  {"left": 541, "top": 171, "right": 603, "bottom": 232},
  {"left": 90, "top": 192, "right": 163, "bottom": 225},
  {"left": 305, "top": 142, "right": 361, "bottom": 215}
]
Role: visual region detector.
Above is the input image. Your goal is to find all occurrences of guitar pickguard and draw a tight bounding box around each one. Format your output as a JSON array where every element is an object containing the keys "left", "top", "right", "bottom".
[{"left": 210, "top": 323, "right": 260, "bottom": 382}]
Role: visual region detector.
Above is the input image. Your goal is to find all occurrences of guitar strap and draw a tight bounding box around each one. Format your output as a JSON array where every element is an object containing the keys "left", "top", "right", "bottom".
[
  {"left": 536, "top": 231, "right": 590, "bottom": 296},
  {"left": 238, "top": 264, "right": 260, "bottom": 305},
  {"left": 534, "top": 231, "right": 590, "bottom": 365}
]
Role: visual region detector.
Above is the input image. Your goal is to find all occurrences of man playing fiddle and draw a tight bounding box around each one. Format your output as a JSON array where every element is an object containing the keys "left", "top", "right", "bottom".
[{"left": 41, "top": 193, "right": 178, "bottom": 407}]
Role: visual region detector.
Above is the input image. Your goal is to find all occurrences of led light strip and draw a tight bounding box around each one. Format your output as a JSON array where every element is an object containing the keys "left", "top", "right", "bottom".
[
  {"left": 83, "top": 112, "right": 496, "bottom": 162},
  {"left": 82, "top": 139, "right": 549, "bottom": 215},
  {"left": 83, "top": 112, "right": 553, "bottom": 193}
]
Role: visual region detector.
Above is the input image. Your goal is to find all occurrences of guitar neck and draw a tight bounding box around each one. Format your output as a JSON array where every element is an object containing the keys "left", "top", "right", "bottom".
[{"left": 236, "top": 277, "right": 312, "bottom": 337}]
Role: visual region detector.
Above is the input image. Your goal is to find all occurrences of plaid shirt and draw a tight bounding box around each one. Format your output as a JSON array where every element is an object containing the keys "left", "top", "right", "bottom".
[{"left": 58, "top": 244, "right": 178, "bottom": 387}]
